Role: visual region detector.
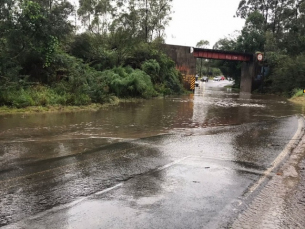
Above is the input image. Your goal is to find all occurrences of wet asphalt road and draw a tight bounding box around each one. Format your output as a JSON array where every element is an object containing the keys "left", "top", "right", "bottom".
[{"left": 0, "top": 80, "right": 304, "bottom": 228}]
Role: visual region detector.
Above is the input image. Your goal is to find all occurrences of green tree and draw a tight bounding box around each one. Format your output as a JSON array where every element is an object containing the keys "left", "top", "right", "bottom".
[
  {"left": 213, "top": 35, "right": 242, "bottom": 85},
  {"left": 196, "top": 40, "right": 210, "bottom": 48},
  {"left": 0, "top": 0, "right": 74, "bottom": 82},
  {"left": 111, "top": 0, "right": 172, "bottom": 42},
  {"left": 78, "top": 0, "right": 114, "bottom": 34},
  {"left": 236, "top": 10, "right": 265, "bottom": 53},
  {"left": 0, "top": 0, "right": 182, "bottom": 108},
  {"left": 196, "top": 40, "right": 210, "bottom": 77},
  {"left": 235, "top": 0, "right": 305, "bottom": 93}
]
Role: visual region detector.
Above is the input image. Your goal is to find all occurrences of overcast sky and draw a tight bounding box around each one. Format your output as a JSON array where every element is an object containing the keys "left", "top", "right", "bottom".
[{"left": 165, "top": 0, "right": 245, "bottom": 48}]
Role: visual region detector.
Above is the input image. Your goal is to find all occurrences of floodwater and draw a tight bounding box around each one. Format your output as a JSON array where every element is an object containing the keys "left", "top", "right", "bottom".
[{"left": 0, "top": 80, "right": 304, "bottom": 228}]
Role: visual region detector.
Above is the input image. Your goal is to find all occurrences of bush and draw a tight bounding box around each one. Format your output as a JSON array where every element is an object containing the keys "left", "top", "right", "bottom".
[
  {"left": 102, "top": 68, "right": 157, "bottom": 98},
  {"left": 0, "top": 84, "right": 93, "bottom": 107},
  {"left": 164, "top": 70, "right": 184, "bottom": 95},
  {"left": 153, "top": 52, "right": 183, "bottom": 94},
  {"left": 68, "top": 33, "right": 116, "bottom": 71},
  {"left": 270, "top": 54, "right": 305, "bottom": 95},
  {"left": 141, "top": 59, "right": 160, "bottom": 84},
  {"left": 0, "top": 38, "right": 185, "bottom": 109},
  {"left": 122, "top": 41, "right": 184, "bottom": 95},
  {"left": 291, "top": 88, "right": 304, "bottom": 98}
]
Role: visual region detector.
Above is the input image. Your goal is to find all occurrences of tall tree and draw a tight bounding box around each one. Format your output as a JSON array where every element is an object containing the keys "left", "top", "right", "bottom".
[
  {"left": 196, "top": 40, "right": 210, "bottom": 48},
  {"left": 196, "top": 40, "right": 210, "bottom": 77},
  {"left": 112, "top": 0, "right": 172, "bottom": 42},
  {"left": 236, "top": 10, "right": 265, "bottom": 53},
  {"left": 0, "top": 0, "right": 74, "bottom": 82},
  {"left": 78, "top": 0, "right": 113, "bottom": 34}
]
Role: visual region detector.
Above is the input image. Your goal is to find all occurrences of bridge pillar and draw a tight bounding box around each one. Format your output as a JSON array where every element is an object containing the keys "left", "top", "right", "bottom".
[
  {"left": 240, "top": 55, "right": 259, "bottom": 93},
  {"left": 240, "top": 54, "right": 263, "bottom": 93},
  {"left": 240, "top": 61, "right": 254, "bottom": 93}
]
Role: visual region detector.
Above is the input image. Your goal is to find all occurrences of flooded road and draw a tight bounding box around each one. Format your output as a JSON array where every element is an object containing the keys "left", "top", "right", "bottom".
[{"left": 0, "top": 80, "right": 304, "bottom": 228}]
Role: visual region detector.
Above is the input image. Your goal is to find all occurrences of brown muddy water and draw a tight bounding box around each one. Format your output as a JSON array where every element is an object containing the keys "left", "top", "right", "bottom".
[
  {"left": 1, "top": 81, "right": 305, "bottom": 227},
  {"left": 0, "top": 83, "right": 303, "bottom": 182},
  {"left": 1, "top": 85, "right": 303, "bottom": 141}
]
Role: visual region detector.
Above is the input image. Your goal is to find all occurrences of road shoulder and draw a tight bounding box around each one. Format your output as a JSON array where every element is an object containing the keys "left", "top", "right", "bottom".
[{"left": 232, "top": 117, "right": 305, "bottom": 228}]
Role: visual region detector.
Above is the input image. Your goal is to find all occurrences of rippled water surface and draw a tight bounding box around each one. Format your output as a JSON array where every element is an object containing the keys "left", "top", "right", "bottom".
[
  {"left": 0, "top": 83, "right": 303, "bottom": 165},
  {"left": 1, "top": 81, "right": 305, "bottom": 227}
]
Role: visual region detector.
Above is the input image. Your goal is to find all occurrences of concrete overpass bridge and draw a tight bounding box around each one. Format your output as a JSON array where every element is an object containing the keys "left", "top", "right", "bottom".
[{"left": 163, "top": 44, "right": 263, "bottom": 93}]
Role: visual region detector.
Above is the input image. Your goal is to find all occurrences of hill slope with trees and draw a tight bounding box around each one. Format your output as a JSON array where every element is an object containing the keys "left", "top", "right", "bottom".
[{"left": 0, "top": 0, "right": 183, "bottom": 108}]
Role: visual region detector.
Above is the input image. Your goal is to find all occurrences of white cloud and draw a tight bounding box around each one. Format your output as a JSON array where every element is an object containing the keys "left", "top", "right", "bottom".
[{"left": 165, "top": 0, "right": 245, "bottom": 48}]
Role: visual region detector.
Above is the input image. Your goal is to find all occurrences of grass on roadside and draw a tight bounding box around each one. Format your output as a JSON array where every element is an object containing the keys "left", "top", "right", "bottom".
[
  {"left": 289, "top": 89, "right": 305, "bottom": 105},
  {"left": 0, "top": 100, "right": 122, "bottom": 115},
  {"left": 0, "top": 104, "right": 100, "bottom": 115}
]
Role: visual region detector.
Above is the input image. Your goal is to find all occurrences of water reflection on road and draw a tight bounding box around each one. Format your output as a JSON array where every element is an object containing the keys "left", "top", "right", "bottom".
[{"left": 0, "top": 80, "right": 304, "bottom": 228}]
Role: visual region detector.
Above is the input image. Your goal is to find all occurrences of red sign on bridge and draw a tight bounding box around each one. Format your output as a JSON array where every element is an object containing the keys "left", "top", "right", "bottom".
[{"left": 193, "top": 48, "right": 252, "bottom": 62}]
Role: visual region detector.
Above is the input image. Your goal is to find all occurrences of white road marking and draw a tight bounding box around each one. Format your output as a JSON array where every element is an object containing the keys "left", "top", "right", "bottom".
[
  {"left": 156, "top": 156, "right": 192, "bottom": 171},
  {"left": 15, "top": 156, "right": 192, "bottom": 224},
  {"left": 28, "top": 183, "right": 124, "bottom": 221},
  {"left": 7, "top": 116, "right": 303, "bottom": 226},
  {"left": 94, "top": 183, "right": 123, "bottom": 196}
]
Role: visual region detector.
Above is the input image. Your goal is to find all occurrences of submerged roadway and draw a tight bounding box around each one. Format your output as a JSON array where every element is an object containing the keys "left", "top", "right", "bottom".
[{"left": 1, "top": 79, "right": 305, "bottom": 228}]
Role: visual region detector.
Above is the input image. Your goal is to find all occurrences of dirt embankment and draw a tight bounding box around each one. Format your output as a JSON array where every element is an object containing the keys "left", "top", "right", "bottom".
[{"left": 289, "top": 96, "right": 305, "bottom": 106}]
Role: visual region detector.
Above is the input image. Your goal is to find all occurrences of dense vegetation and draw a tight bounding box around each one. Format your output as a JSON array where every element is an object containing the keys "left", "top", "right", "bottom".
[
  {"left": 195, "top": 40, "right": 222, "bottom": 77},
  {"left": 2, "top": 0, "right": 304, "bottom": 109},
  {"left": 213, "top": 0, "right": 305, "bottom": 95},
  {"left": 0, "top": 0, "right": 183, "bottom": 108}
]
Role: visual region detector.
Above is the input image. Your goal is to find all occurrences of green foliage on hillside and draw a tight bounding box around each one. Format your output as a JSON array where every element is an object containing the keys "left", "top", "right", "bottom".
[
  {"left": 0, "top": 0, "right": 181, "bottom": 108},
  {"left": 214, "top": 0, "right": 305, "bottom": 95}
]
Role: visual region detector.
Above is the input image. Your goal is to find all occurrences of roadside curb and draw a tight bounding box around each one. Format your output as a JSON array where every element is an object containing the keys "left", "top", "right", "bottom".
[{"left": 232, "top": 116, "right": 305, "bottom": 228}]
